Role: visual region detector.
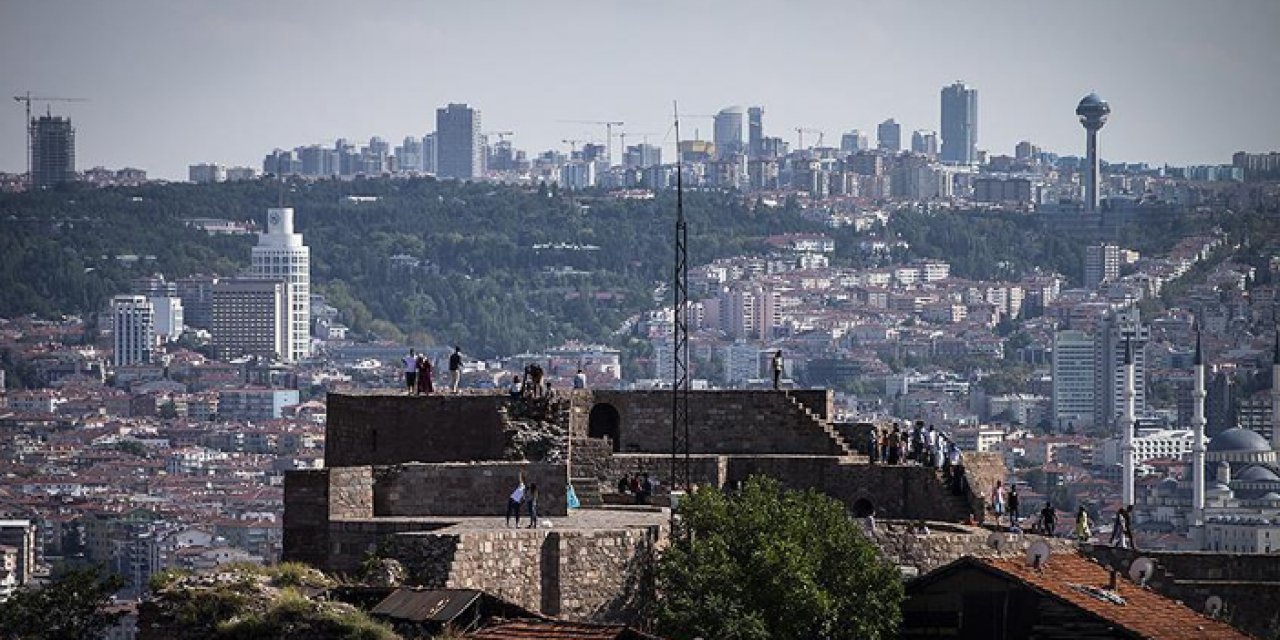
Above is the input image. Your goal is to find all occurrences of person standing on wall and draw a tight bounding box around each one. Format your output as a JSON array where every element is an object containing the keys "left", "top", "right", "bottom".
[
  {"left": 403, "top": 349, "right": 419, "bottom": 395},
  {"left": 771, "top": 350, "right": 784, "bottom": 390},
  {"left": 506, "top": 472, "right": 526, "bottom": 528},
  {"left": 417, "top": 353, "right": 434, "bottom": 394},
  {"left": 524, "top": 483, "right": 539, "bottom": 528},
  {"left": 448, "top": 346, "right": 463, "bottom": 393}
]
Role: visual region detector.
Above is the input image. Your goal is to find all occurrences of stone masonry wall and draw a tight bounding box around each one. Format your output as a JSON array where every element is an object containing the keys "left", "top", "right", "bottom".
[
  {"left": 326, "top": 393, "right": 509, "bottom": 467},
  {"left": 724, "top": 456, "right": 969, "bottom": 522},
  {"left": 1083, "top": 545, "right": 1280, "bottom": 639},
  {"left": 590, "top": 390, "right": 844, "bottom": 455},
  {"left": 959, "top": 452, "right": 1006, "bottom": 521},
  {"left": 373, "top": 462, "right": 567, "bottom": 517},
  {"left": 557, "top": 528, "right": 658, "bottom": 622},
  {"left": 385, "top": 526, "right": 659, "bottom": 623},
  {"left": 282, "top": 470, "right": 330, "bottom": 568}
]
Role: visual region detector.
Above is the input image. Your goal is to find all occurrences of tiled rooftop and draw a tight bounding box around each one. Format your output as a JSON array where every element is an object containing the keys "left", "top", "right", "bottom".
[{"left": 974, "top": 554, "right": 1252, "bottom": 639}]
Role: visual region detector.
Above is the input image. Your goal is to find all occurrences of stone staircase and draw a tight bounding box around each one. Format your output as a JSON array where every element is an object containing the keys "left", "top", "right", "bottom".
[
  {"left": 570, "top": 477, "right": 603, "bottom": 507},
  {"left": 781, "top": 391, "right": 861, "bottom": 458}
]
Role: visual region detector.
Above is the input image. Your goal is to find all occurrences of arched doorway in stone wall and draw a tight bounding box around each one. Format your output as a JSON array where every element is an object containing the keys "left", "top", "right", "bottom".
[
  {"left": 588, "top": 403, "right": 622, "bottom": 452},
  {"left": 853, "top": 498, "right": 876, "bottom": 518}
]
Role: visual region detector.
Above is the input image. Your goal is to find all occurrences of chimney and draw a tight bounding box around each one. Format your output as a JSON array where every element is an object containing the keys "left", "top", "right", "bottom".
[{"left": 1108, "top": 569, "right": 1119, "bottom": 591}]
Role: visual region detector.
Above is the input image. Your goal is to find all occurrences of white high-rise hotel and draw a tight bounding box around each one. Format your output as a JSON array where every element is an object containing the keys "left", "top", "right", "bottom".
[{"left": 250, "top": 207, "right": 310, "bottom": 362}]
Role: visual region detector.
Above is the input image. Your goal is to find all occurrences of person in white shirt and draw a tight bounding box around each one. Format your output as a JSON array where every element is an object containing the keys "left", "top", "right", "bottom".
[
  {"left": 506, "top": 472, "right": 526, "bottom": 528},
  {"left": 402, "top": 349, "right": 419, "bottom": 394},
  {"left": 573, "top": 369, "right": 587, "bottom": 390}
]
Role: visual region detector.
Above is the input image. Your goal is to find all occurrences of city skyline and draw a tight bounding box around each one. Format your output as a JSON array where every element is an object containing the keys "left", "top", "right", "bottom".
[{"left": 3, "top": 0, "right": 1279, "bottom": 180}]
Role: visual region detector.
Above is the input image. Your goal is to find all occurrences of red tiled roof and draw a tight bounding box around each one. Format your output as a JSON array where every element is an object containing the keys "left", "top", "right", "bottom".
[
  {"left": 470, "top": 619, "right": 662, "bottom": 640},
  {"left": 971, "top": 554, "right": 1252, "bottom": 639}
]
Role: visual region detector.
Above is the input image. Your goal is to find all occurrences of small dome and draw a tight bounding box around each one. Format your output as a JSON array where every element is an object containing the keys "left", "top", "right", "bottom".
[
  {"left": 1207, "top": 428, "right": 1272, "bottom": 453},
  {"left": 1260, "top": 492, "right": 1280, "bottom": 501},
  {"left": 1078, "top": 92, "right": 1106, "bottom": 107},
  {"left": 1235, "top": 465, "right": 1280, "bottom": 482}
]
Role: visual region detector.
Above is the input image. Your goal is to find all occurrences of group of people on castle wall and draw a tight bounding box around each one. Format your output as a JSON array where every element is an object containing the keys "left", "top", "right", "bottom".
[{"left": 401, "top": 346, "right": 464, "bottom": 394}]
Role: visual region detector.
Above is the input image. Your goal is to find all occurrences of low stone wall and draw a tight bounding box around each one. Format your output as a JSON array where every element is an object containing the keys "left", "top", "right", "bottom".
[
  {"left": 386, "top": 525, "right": 661, "bottom": 623},
  {"left": 1083, "top": 545, "right": 1280, "bottom": 639},
  {"left": 373, "top": 462, "right": 567, "bottom": 517},
  {"left": 871, "top": 522, "right": 1076, "bottom": 574},
  {"left": 601, "top": 454, "right": 723, "bottom": 492}
]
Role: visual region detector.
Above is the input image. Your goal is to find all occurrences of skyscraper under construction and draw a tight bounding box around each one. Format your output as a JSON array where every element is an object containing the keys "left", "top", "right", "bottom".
[{"left": 32, "top": 114, "right": 76, "bottom": 188}]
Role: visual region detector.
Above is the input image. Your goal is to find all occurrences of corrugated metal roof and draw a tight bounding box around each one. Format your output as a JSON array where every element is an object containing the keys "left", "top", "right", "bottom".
[{"left": 370, "top": 587, "right": 482, "bottom": 623}]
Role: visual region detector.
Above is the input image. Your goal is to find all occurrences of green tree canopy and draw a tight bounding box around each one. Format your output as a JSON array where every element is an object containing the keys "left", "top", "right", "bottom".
[
  {"left": 651, "top": 476, "right": 903, "bottom": 640},
  {"left": 0, "top": 566, "right": 125, "bottom": 640}
]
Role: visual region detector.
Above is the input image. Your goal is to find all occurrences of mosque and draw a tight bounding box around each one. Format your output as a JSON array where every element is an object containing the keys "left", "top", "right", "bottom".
[{"left": 1136, "top": 334, "right": 1280, "bottom": 552}]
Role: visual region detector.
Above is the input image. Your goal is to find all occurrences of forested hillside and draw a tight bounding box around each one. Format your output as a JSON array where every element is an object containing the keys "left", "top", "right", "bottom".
[{"left": 2, "top": 178, "right": 1259, "bottom": 357}]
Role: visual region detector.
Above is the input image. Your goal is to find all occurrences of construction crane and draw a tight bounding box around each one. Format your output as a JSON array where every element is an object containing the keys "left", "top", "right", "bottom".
[
  {"left": 484, "top": 130, "right": 514, "bottom": 144},
  {"left": 795, "top": 127, "right": 824, "bottom": 150},
  {"left": 558, "top": 120, "right": 624, "bottom": 165},
  {"left": 13, "top": 92, "right": 88, "bottom": 180},
  {"left": 561, "top": 139, "right": 588, "bottom": 156}
]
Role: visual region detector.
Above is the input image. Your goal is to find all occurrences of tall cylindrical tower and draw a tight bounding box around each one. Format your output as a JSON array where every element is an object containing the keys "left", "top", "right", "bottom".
[
  {"left": 1076, "top": 93, "right": 1110, "bottom": 213},
  {"left": 1192, "top": 330, "right": 1206, "bottom": 527},
  {"left": 1122, "top": 336, "right": 1136, "bottom": 508},
  {"left": 1272, "top": 330, "right": 1279, "bottom": 453}
]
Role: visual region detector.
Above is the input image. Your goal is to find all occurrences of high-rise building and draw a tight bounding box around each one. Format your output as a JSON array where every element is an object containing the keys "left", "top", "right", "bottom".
[
  {"left": 31, "top": 115, "right": 76, "bottom": 188},
  {"left": 1084, "top": 243, "right": 1122, "bottom": 288},
  {"left": 940, "top": 81, "right": 978, "bottom": 164},
  {"left": 714, "top": 106, "right": 746, "bottom": 159},
  {"left": 623, "top": 144, "right": 662, "bottom": 169},
  {"left": 877, "top": 119, "right": 901, "bottom": 152},
  {"left": 1076, "top": 92, "right": 1111, "bottom": 212},
  {"left": 249, "top": 208, "right": 310, "bottom": 362},
  {"left": 176, "top": 275, "right": 219, "bottom": 330},
  {"left": 189, "top": 164, "right": 227, "bottom": 184},
  {"left": 150, "top": 297, "right": 185, "bottom": 342},
  {"left": 111, "top": 295, "right": 155, "bottom": 367},
  {"left": 911, "top": 130, "right": 938, "bottom": 158},
  {"left": 422, "top": 134, "right": 437, "bottom": 174},
  {"left": 212, "top": 278, "right": 288, "bottom": 360},
  {"left": 435, "top": 103, "right": 482, "bottom": 180},
  {"left": 1096, "top": 308, "right": 1149, "bottom": 432},
  {"left": 747, "top": 107, "right": 764, "bottom": 158},
  {"left": 841, "top": 130, "right": 869, "bottom": 154},
  {"left": 1052, "top": 330, "right": 1096, "bottom": 430}
]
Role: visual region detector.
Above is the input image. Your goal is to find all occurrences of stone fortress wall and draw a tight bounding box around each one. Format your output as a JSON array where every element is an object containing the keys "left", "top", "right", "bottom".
[{"left": 286, "top": 389, "right": 1018, "bottom": 622}]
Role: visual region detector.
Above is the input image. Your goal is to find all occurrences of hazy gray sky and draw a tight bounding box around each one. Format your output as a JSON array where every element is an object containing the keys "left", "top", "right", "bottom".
[{"left": 3, "top": 0, "right": 1278, "bottom": 180}]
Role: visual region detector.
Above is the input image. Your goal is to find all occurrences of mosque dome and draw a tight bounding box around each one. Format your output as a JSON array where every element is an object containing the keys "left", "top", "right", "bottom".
[
  {"left": 1235, "top": 465, "right": 1280, "bottom": 482},
  {"left": 1208, "top": 428, "right": 1272, "bottom": 453}
]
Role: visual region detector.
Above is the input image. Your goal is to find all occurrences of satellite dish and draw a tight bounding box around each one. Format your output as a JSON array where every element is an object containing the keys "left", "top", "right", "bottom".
[
  {"left": 1128, "top": 557, "right": 1156, "bottom": 586},
  {"left": 1205, "top": 595, "right": 1223, "bottom": 617},
  {"left": 1027, "top": 540, "right": 1052, "bottom": 568},
  {"left": 987, "top": 532, "right": 1008, "bottom": 552}
]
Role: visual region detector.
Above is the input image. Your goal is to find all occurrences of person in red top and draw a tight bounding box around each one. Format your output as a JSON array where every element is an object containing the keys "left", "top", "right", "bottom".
[{"left": 417, "top": 355, "right": 434, "bottom": 394}]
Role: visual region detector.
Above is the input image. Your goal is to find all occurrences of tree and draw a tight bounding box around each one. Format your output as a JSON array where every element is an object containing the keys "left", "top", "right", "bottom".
[
  {"left": 651, "top": 476, "right": 903, "bottom": 640},
  {"left": 0, "top": 566, "right": 126, "bottom": 640}
]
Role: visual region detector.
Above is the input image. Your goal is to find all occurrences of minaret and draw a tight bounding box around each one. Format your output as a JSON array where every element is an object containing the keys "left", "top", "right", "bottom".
[
  {"left": 1272, "top": 330, "right": 1279, "bottom": 453},
  {"left": 1191, "top": 329, "right": 1206, "bottom": 527},
  {"left": 1122, "top": 336, "right": 1136, "bottom": 507}
]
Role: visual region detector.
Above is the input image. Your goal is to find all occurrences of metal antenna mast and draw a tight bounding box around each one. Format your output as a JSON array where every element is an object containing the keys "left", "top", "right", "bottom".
[{"left": 671, "top": 101, "right": 690, "bottom": 492}]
